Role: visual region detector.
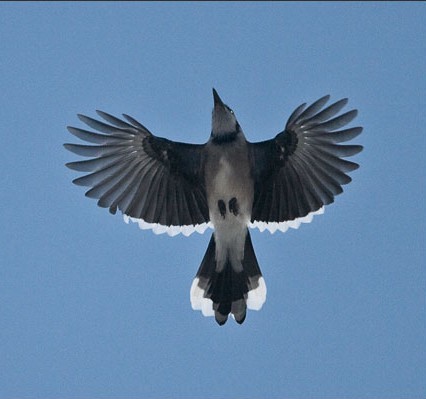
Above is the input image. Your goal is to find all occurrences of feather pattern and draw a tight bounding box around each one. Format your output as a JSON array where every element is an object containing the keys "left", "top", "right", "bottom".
[
  {"left": 250, "top": 95, "right": 362, "bottom": 233},
  {"left": 65, "top": 111, "right": 210, "bottom": 236}
]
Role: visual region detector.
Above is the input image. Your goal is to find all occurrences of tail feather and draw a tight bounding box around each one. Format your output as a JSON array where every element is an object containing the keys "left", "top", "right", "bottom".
[{"left": 190, "top": 230, "right": 266, "bottom": 325}]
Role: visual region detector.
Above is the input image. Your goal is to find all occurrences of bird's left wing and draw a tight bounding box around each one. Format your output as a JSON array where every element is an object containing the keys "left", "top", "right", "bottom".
[
  {"left": 64, "top": 111, "right": 211, "bottom": 236},
  {"left": 249, "top": 95, "right": 363, "bottom": 234}
]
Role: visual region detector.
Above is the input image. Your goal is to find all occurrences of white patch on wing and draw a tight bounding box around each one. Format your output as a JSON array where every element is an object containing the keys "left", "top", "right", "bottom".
[
  {"left": 190, "top": 277, "right": 215, "bottom": 317},
  {"left": 123, "top": 214, "right": 213, "bottom": 237},
  {"left": 247, "top": 277, "right": 267, "bottom": 310},
  {"left": 249, "top": 207, "right": 325, "bottom": 234}
]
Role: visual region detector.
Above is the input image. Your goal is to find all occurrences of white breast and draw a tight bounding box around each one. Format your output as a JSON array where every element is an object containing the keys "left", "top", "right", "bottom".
[
  {"left": 205, "top": 139, "right": 254, "bottom": 227},
  {"left": 212, "top": 156, "right": 236, "bottom": 200}
]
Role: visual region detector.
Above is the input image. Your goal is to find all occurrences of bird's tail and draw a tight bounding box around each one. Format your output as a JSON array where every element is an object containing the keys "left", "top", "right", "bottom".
[{"left": 190, "top": 230, "right": 267, "bottom": 325}]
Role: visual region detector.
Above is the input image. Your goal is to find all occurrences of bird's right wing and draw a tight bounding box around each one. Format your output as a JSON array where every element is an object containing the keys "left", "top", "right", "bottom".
[
  {"left": 64, "top": 111, "right": 211, "bottom": 236},
  {"left": 249, "top": 95, "right": 363, "bottom": 233}
]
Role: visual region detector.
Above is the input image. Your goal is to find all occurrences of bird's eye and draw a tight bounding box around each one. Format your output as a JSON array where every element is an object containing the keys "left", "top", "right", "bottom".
[{"left": 225, "top": 105, "right": 234, "bottom": 115}]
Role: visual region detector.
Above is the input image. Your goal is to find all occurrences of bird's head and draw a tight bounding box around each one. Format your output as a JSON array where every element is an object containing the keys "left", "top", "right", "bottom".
[{"left": 211, "top": 88, "right": 241, "bottom": 142}]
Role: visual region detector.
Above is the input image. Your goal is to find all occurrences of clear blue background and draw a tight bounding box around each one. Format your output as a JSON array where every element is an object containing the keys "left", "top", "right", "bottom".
[{"left": 1, "top": 2, "right": 425, "bottom": 398}]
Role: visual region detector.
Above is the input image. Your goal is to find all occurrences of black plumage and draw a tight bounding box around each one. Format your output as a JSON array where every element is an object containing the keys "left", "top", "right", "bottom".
[{"left": 65, "top": 93, "right": 363, "bottom": 325}]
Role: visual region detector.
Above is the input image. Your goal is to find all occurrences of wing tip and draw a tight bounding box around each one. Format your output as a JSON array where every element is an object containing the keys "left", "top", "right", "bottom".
[
  {"left": 64, "top": 161, "right": 80, "bottom": 171},
  {"left": 122, "top": 214, "right": 213, "bottom": 237},
  {"left": 250, "top": 206, "right": 325, "bottom": 234}
]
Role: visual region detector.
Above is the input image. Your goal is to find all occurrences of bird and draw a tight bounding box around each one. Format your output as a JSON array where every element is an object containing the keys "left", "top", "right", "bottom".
[{"left": 64, "top": 89, "right": 363, "bottom": 325}]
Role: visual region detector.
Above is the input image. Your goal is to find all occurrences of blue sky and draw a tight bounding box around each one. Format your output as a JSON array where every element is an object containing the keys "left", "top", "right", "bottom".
[{"left": 1, "top": 2, "right": 425, "bottom": 398}]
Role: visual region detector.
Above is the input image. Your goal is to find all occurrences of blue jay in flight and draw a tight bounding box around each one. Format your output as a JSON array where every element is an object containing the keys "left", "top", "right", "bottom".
[{"left": 65, "top": 89, "right": 363, "bottom": 325}]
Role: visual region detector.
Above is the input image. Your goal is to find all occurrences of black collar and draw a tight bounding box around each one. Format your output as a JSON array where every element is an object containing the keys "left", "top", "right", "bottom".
[{"left": 210, "top": 130, "right": 239, "bottom": 144}]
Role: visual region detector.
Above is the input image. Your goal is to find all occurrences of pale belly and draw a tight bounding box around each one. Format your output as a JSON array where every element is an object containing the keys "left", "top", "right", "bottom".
[
  {"left": 205, "top": 141, "right": 254, "bottom": 271},
  {"left": 209, "top": 156, "right": 253, "bottom": 225}
]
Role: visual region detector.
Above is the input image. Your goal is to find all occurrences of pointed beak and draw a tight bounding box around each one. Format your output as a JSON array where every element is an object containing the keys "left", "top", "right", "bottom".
[{"left": 212, "top": 88, "right": 224, "bottom": 107}]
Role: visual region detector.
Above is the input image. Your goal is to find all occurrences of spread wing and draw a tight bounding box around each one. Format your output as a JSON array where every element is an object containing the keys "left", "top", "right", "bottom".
[
  {"left": 64, "top": 111, "right": 211, "bottom": 236},
  {"left": 249, "top": 95, "right": 363, "bottom": 233}
]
